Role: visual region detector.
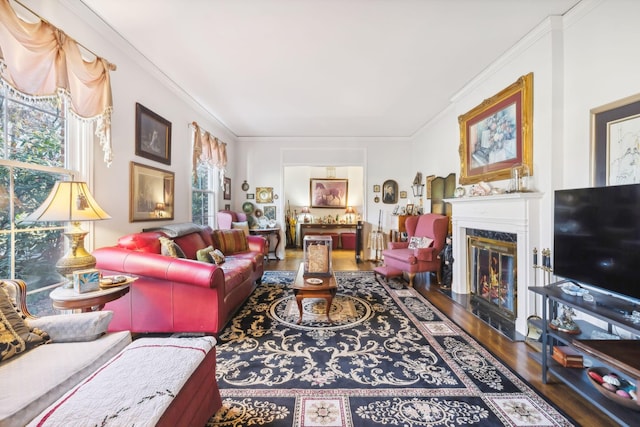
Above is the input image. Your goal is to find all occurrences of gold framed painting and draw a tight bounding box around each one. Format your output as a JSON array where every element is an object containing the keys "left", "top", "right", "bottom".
[
  {"left": 256, "top": 187, "right": 273, "bottom": 203},
  {"left": 130, "top": 162, "right": 174, "bottom": 222},
  {"left": 591, "top": 92, "right": 640, "bottom": 186},
  {"left": 458, "top": 73, "right": 533, "bottom": 185}
]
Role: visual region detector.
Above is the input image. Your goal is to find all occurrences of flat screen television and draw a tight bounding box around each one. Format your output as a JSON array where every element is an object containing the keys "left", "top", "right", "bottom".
[{"left": 554, "top": 183, "right": 640, "bottom": 303}]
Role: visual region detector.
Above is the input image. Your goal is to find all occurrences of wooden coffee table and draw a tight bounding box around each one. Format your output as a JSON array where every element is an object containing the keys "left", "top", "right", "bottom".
[{"left": 291, "top": 263, "right": 337, "bottom": 324}]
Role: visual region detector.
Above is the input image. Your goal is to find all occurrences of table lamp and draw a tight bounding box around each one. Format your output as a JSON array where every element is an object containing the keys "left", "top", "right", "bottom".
[
  {"left": 301, "top": 206, "right": 311, "bottom": 223},
  {"left": 345, "top": 206, "right": 356, "bottom": 223},
  {"left": 22, "top": 181, "right": 111, "bottom": 283}
]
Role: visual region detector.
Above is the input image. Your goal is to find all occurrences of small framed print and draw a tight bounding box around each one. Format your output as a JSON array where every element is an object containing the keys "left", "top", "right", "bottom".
[
  {"left": 247, "top": 193, "right": 255, "bottom": 199},
  {"left": 405, "top": 204, "right": 415, "bottom": 215},
  {"left": 130, "top": 162, "right": 174, "bottom": 222},
  {"left": 224, "top": 204, "right": 231, "bottom": 210},
  {"left": 223, "top": 177, "right": 231, "bottom": 200},
  {"left": 399, "top": 191, "right": 407, "bottom": 199},
  {"left": 373, "top": 184, "right": 381, "bottom": 193},
  {"left": 264, "top": 205, "right": 276, "bottom": 220}
]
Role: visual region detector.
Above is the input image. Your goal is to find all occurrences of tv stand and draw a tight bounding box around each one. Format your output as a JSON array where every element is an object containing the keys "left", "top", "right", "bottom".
[{"left": 529, "top": 282, "right": 640, "bottom": 426}]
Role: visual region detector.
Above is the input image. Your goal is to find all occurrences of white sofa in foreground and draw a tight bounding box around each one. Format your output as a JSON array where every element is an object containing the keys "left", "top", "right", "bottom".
[{"left": 0, "top": 279, "right": 222, "bottom": 427}]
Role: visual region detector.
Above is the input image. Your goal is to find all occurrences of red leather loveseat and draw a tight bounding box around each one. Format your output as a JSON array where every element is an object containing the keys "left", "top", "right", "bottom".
[{"left": 93, "top": 223, "right": 265, "bottom": 335}]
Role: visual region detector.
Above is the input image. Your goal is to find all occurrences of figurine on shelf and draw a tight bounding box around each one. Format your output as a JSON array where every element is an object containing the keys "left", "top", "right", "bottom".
[{"left": 550, "top": 305, "right": 581, "bottom": 334}]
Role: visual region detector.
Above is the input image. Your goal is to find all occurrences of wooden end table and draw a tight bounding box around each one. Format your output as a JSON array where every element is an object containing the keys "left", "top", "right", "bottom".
[
  {"left": 49, "top": 277, "right": 135, "bottom": 312},
  {"left": 291, "top": 263, "right": 337, "bottom": 324}
]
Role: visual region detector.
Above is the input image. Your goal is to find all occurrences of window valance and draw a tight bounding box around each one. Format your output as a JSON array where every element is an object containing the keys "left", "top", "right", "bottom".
[
  {"left": 0, "top": 0, "right": 115, "bottom": 165},
  {"left": 192, "top": 121, "right": 228, "bottom": 185}
]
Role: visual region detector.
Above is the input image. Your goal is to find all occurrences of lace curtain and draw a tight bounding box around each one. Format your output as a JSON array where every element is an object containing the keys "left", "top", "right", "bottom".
[
  {"left": 191, "top": 121, "right": 228, "bottom": 186},
  {"left": 0, "top": 0, "right": 115, "bottom": 165}
]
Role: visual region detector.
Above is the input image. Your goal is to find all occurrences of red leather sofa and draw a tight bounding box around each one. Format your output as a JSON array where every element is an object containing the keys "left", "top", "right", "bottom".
[{"left": 93, "top": 223, "right": 265, "bottom": 335}]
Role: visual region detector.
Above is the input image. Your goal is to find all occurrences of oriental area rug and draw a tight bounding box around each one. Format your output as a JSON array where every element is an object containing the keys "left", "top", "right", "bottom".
[{"left": 207, "top": 271, "right": 574, "bottom": 427}]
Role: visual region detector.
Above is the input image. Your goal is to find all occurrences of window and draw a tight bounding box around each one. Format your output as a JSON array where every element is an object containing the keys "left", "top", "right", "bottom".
[
  {"left": 192, "top": 162, "right": 216, "bottom": 227},
  {"left": 0, "top": 86, "right": 81, "bottom": 316}
]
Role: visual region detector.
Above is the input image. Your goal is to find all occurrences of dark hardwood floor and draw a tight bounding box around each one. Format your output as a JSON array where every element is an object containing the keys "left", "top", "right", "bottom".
[{"left": 264, "top": 248, "right": 618, "bottom": 427}]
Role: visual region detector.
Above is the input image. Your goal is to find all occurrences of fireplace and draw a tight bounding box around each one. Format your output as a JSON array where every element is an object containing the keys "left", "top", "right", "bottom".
[
  {"left": 446, "top": 192, "right": 542, "bottom": 337},
  {"left": 467, "top": 232, "right": 517, "bottom": 321}
]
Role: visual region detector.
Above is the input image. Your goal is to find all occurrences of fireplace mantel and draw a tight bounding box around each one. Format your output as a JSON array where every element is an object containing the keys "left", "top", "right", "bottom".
[{"left": 445, "top": 192, "right": 543, "bottom": 336}]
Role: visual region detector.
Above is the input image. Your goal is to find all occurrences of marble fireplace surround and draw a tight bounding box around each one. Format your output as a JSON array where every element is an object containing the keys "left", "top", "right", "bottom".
[{"left": 446, "top": 192, "right": 542, "bottom": 336}]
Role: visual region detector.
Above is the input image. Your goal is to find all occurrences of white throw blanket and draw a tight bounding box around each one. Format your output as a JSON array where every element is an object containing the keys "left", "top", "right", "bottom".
[{"left": 27, "top": 336, "right": 216, "bottom": 427}]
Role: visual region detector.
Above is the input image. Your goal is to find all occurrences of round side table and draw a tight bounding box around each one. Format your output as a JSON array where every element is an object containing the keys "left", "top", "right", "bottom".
[{"left": 49, "top": 280, "right": 133, "bottom": 312}]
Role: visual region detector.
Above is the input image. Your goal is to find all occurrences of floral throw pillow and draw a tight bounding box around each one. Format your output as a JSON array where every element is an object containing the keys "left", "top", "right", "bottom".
[{"left": 408, "top": 236, "right": 434, "bottom": 249}]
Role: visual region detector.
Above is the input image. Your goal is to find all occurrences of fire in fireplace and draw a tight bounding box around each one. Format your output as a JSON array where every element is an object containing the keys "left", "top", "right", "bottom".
[{"left": 467, "top": 234, "right": 517, "bottom": 321}]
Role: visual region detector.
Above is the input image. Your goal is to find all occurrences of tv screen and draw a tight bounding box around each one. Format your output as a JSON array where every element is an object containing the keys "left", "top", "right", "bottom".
[{"left": 554, "top": 183, "right": 640, "bottom": 302}]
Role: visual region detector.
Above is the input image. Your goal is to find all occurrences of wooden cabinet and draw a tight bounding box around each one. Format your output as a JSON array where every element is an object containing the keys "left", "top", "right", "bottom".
[
  {"left": 390, "top": 214, "right": 410, "bottom": 242},
  {"left": 529, "top": 282, "right": 640, "bottom": 426}
]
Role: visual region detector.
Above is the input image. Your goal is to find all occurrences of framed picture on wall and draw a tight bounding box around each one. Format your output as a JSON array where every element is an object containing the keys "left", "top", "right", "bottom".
[
  {"left": 264, "top": 205, "right": 276, "bottom": 220},
  {"left": 591, "top": 92, "right": 640, "bottom": 186},
  {"left": 135, "top": 103, "right": 172, "bottom": 165},
  {"left": 373, "top": 184, "right": 381, "bottom": 193},
  {"left": 382, "top": 179, "right": 398, "bottom": 204},
  {"left": 458, "top": 73, "right": 533, "bottom": 185},
  {"left": 223, "top": 177, "right": 231, "bottom": 200},
  {"left": 310, "top": 178, "right": 348, "bottom": 208},
  {"left": 130, "top": 162, "right": 174, "bottom": 222},
  {"left": 399, "top": 190, "right": 407, "bottom": 199}
]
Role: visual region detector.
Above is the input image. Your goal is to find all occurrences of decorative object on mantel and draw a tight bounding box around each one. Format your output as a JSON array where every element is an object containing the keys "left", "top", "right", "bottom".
[
  {"left": 508, "top": 163, "right": 531, "bottom": 193},
  {"left": 469, "top": 181, "right": 492, "bottom": 196},
  {"left": 458, "top": 73, "right": 533, "bottom": 185},
  {"left": 454, "top": 187, "right": 465, "bottom": 197}
]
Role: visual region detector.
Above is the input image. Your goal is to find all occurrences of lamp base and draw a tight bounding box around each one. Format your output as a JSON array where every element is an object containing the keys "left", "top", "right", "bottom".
[{"left": 56, "top": 227, "right": 96, "bottom": 288}]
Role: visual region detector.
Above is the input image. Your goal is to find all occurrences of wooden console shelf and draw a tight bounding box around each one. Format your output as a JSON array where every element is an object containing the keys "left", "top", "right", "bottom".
[{"left": 529, "top": 283, "right": 640, "bottom": 426}]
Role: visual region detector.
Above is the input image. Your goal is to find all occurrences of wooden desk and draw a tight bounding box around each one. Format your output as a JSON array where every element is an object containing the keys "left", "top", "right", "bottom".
[
  {"left": 299, "top": 223, "right": 357, "bottom": 246},
  {"left": 291, "top": 263, "right": 337, "bottom": 324},
  {"left": 249, "top": 228, "right": 281, "bottom": 260}
]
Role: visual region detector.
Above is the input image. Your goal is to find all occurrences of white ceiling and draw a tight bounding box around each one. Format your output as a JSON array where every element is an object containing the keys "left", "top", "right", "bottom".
[{"left": 80, "top": 0, "right": 580, "bottom": 138}]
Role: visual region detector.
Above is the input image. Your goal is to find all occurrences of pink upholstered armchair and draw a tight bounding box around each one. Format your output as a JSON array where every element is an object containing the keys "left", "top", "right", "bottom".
[
  {"left": 381, "top": 213, "right": 449, "bottom": 287},
  {"left": 217, "top": 210, "right": 248, "bottom": 229}
]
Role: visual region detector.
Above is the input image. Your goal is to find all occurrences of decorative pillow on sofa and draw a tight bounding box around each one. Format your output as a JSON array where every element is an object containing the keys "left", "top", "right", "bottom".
[
  {"left": 25, "top": 311, "right": 113, "bottom": 343},
  {"left": 196, "top": 246, "right": 216, "bottom": 263},
  {"left": 0, "top": 287, "right": 49, "bottom": 362},
  {"left": 408, "top": 236, "right": 434, "bottom": 249},
  {"left": 211, "top": 249, "right": 225, "bottom": 265},
  {"left": 159, "top": 236, "right": 186, "bottom": 258},
  {"left": 212, "top": 229, "right": 249, "bottom": 254},
  {"left": 231, "top": 221, "right": 250, "bottom": 237}
]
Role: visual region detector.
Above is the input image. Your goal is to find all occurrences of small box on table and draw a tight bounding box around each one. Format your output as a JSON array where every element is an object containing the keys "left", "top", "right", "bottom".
[
  {"left": 552, "top": 345, "right": 584, "bottom": 368},
  {"left": 303, "top": 235, "right": 332, "bottom": 276},
  {"left": 73, "top": 268, "right": 101, "bottom": 293}
]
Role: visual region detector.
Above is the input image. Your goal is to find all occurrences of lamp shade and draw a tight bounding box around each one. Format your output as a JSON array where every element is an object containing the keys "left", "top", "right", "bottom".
[
  {"left": 300, "top": 206, "right": 310, "bottom": 214},
  {"left": 345, "top": 206, "right": 356, "bottom": 214},
  {"left": 23, "top": 181, "right": 111, "bottom": 223}
]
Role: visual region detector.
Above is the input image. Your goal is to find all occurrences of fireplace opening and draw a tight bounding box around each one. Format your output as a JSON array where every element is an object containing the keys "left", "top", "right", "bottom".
[{"left": 467, "top": 234, "right": 517, "bottom": 323}]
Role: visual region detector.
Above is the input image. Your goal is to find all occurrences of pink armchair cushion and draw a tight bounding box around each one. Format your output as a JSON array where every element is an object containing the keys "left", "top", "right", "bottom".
[{"left": 217, "top": 211, "right": 248, "bottom": 230}]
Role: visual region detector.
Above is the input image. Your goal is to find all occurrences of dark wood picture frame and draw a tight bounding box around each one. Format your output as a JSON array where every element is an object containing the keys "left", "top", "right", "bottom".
[
  {"left": 310, "top": 178, "right": 348, "bottom": 208},
  {"left": 591, "top": 93, "right": 640, "bottom": 186},
  {"left": 382, "top": 179, "right": 398, "bottom": 204},
  {"left": 223, "top": 177, "right": 231, "bottom": 200},
  {"left": 135, "top": 103, "right": 172, "bottom": 165},
  {"left": 458, "top": 73, "right": 533, "bottom": 184},
  {"left": 130, "top": 161, "right": 174, "bottom": 222}
]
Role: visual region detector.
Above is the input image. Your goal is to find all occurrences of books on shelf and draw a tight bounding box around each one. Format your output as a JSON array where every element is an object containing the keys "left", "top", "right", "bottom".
[{"left": 552, "top": 345, "right": 584, "bottom": 368}]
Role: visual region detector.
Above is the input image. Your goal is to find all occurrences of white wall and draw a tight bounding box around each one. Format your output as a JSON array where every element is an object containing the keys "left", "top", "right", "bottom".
[{"left": 20, "top": 0, "right": 238, "bottom": 248}]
